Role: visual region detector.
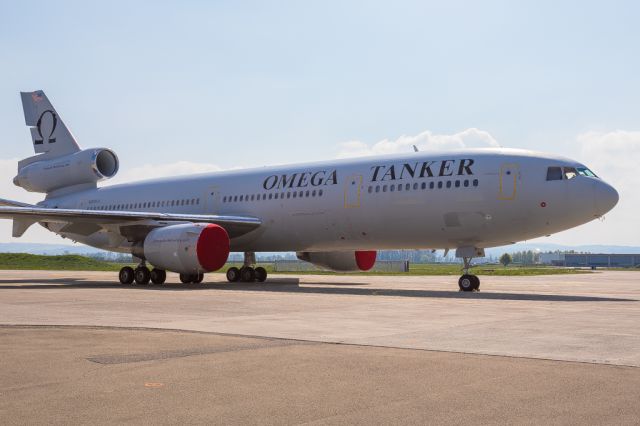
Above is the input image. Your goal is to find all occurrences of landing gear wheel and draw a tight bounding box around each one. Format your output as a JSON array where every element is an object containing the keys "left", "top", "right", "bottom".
[
  {"left": 458, "top": 274, "right": 475, "bottom": 292},
  {"left": 226, "top": 267, "right": 240, "bottom": 282},
  {"left": 254, "top": 267, "right": 267, "bottom": 282},
  {"left": 150, "top": 269, "right": 166, "bottom": 285},
  {"left": 240, "top": 267, "right": 256, "bottom": 282},
  {"left": 134, "top": 266, "right": 151, "bottom": 285},
  {"left": 119, "top": 266, "right": 134, "bottom": 285},
  {"left": 471, "top": 275, "right": 480, "bottom": 291},
  {"left": 179, "top": 273, "right": 194, "bottom": 284},
  {"left": 194, "top": 273, "right": 204, "bottom": 284}
]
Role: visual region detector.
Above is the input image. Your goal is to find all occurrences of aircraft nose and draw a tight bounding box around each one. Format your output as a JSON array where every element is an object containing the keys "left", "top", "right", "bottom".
[{"left": 594, "top": 181, "right": 619, "bottom": 216}]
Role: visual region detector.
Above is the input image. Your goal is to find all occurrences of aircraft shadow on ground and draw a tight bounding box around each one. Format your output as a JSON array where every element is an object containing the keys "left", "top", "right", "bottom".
[{"left": 0, "top": 278, "right": 635, "bottom": 302}]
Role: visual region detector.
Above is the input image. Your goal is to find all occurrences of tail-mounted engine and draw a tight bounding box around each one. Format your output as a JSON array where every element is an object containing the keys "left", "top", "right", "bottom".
[
  {"left": 13, "top": 148, "right": 119, "bottom": 193},
  {"left": 297, "top": 250, "right": 377, "bottom": 272}
]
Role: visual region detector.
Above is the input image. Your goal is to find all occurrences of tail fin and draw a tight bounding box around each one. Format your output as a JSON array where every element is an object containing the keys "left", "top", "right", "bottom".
[{"left": 20, "top": 91, "right": 80, "bottom": 163}]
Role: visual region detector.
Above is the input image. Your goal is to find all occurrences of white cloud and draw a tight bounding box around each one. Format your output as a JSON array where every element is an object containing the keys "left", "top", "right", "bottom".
[{"left": 336, "top": 128, "right": 500, "bottom": 158}]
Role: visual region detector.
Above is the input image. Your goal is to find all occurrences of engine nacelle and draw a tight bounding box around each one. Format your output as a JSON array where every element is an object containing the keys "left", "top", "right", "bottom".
[
  {"left": 142, "top": 223, "right": 230, "bottom": 274},
  {"left": 13, "top": 148, "right": 119, "bottom": 193},
  {"left": 296, "top": 250, "right": 377, "bottom": 272}
]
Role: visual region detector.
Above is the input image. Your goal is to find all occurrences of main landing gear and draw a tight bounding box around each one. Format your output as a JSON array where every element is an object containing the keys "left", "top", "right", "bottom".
[
  {"left": 119, "top": 263, "right": 166, "bottom": 285},
  {"left": 226, "top": 252, "right": 268, "bottom": 283}
]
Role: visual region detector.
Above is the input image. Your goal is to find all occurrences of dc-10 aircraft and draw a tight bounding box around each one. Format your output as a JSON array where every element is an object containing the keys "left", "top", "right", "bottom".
[{"left": 0, "top": 91, "right": 619, "bottom": 291}]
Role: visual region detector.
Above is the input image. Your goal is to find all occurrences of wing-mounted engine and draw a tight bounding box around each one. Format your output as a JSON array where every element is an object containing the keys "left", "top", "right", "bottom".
[
  {"left": 13, "top": 148, "right": 119, "bottom": 194},
  {"left": 137, "top": 223, "right": 230, "bottom": 274},
  {"left": 297, "top": 250, "right": 377, "bottom": 272}
]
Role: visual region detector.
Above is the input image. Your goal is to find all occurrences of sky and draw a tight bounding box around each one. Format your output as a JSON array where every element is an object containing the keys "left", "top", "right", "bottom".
[{"left": 0, "top": 0, "right": 639, "bottom": 247}]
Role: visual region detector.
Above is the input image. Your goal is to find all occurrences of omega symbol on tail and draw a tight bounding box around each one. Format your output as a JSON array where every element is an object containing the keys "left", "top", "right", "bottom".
[{"left": 34, "top": 110, "right": 57, "bottom": 145}]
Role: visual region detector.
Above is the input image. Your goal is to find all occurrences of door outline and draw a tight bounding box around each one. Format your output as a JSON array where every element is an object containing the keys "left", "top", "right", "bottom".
[
  {"left": 205, "top": 185, "right": 220, "bottom": 214},
  {"left": 344, "top": 175, "right": 362, "bottom": 208},
  {"left": 498, "top": 163, "right": 519, "bottom": 200}
]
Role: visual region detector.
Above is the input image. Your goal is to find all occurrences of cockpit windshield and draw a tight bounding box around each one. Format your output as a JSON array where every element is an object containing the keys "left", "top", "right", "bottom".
[
  {"left": 577, "top": 167, "right": 598, "bottom": 178},
  {"left": 546, "top": 166, "right": 598, "bottom": 181},
  {"left": 563, "top": 167, "right": 578, "bottom": 180}
]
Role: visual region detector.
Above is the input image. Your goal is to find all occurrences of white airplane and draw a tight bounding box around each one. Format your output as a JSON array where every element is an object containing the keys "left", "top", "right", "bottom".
[{"left": 0, "top": 91, "right": 619, "bottom": 291}]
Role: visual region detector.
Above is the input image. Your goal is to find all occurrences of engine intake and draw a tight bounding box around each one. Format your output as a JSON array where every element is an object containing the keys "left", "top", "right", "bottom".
[
  {"left": 297, "top": 250, "right": 377, "bottom": 272},
  {"left": 13, "top": 148, "right": 119, "bottom": 193},
  {"left": 142, "top": 223, "right": 230, "bottom": 274}
]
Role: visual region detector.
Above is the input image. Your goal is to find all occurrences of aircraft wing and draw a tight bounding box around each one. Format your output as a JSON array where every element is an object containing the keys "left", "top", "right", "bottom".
[{"left": 0, "top": 205, "right": 262, "bottom": 239}]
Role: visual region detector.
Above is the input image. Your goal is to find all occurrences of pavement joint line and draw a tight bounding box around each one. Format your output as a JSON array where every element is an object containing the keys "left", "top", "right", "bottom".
[{"left": 2, "top": 323, "right": 638, "bottom": 370}]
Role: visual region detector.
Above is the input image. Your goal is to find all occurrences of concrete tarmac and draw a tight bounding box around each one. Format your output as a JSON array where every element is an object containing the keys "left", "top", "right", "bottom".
[{"left": 1, "top": 270, "right": 639, "bottom": 424}]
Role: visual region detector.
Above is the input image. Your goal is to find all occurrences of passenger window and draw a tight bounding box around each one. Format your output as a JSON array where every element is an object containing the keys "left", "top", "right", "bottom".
[
  {"left": 546, "top": 167, "right": 563, "bottom": 181},
  {"left": 564, "top": 167, "right": 578, "bottom": 180},
  {"left": 455, "top": 180, "right": 460, "bottom": 188},
  {"left": 437, "top": 182, "right": 443, "bottom": 189},
  {"left": 375, "top": 186, "right": 380, "bottom": 193},
  {"left": 446, "top": 181, "right": 452, "bottom": 188},
  {"left": 464, "top": 180, "right": 469, "bottom": 187},
  {"left": 473, "top": 179, "right": 479, "bottom": 187},
  {"left": 421, "top": 182, "right": 426, "bottom": 190}
]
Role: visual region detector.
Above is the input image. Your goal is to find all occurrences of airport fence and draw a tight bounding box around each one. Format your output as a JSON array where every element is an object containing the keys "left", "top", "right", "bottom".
[{"left": 273, "top": 260, "right": 409, "bottom": 273}]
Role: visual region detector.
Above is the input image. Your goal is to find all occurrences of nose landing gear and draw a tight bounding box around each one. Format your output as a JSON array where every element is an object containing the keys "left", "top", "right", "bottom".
[{"left": 456, "top": 247, "right": 484, "bottom": 292}]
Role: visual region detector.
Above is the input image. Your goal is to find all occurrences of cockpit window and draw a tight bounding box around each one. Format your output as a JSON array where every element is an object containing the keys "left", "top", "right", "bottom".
[
  {"left": 563, "top": 167, "right": 578, "bottom": 180},
  {"left": 546, "top": 167, "right": 563, "bottom": 181},
  {"left": 577, "top": 167, "right": 598, "bottom": 178}
]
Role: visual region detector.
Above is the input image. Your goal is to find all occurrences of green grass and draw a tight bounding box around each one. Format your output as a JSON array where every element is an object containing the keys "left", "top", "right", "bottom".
[
  {"left": 0, "top": 253, "right": 127, "bottom": 271},
  {"left": 0, "top": 253, "right": 592, "bottom": 276}
]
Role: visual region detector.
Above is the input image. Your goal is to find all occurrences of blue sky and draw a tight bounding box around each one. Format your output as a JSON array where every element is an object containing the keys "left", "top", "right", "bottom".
[{"left": 0, "top": 1, "right": 639, "bottom": 246}]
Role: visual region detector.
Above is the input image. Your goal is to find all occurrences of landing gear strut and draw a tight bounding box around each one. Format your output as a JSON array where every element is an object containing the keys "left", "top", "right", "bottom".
[{"left": 226, "top": 252, "right": 268, "bottom": 283}]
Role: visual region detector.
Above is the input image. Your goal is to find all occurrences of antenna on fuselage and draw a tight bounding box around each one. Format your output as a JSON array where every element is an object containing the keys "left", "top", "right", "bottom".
[{"left": 412, "top": 145, "right": 419, "bottom": 152}]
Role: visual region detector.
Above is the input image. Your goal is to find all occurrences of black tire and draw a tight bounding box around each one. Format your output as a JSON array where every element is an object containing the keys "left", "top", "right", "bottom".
[
  {"left": 471, "top": 275, "right": 480, "bottom": 291},
  {"left": 254, "top": 266, "right": 267, "bottom": 283},
  {"left": 194, "top": 273, "right": 204, "bottom": 284},
  {"left": 240, "top": 267, "right": 256, "bottom": 282},
  {"left": 179, "top": 273, "right": 194, "bottom": 284},
  {"left": 134, "top": 267, "right": 151, "bottom": 285},
  {"left": 226, "top": 267, "right": 240, "bottom": 282},
  {"left": 458, "top": 274, "right": 475, "bottom": 292},
  {"left": 150, "top": 269, "right": 166, "bottom": 285},
  {"left": 119, "top": 266, "right": 134, "bottom": 285}
]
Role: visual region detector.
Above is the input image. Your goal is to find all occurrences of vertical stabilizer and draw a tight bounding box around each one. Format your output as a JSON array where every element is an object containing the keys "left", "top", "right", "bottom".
[{"left": 20, "top": 91, "right": 80, "bottom": 162}]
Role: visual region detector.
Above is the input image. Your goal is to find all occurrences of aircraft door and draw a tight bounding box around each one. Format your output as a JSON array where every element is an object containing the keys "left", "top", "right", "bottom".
[
  {"left": 499, "top": 163, "right": 519, "bottom": 200},
  {"left": 344, "top": 175, "right": 362, "bottom": 208},
  {"left": 204, "top": 185, "right": 221, "bottom": 214}
]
